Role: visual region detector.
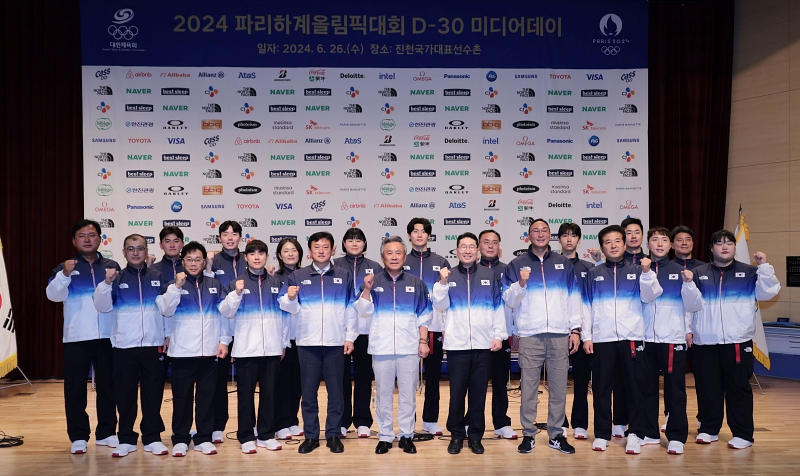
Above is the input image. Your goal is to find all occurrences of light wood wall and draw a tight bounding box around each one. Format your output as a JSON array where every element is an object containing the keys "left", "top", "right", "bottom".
[{"left": 726, "top": 0, "right": 800, "bottom": 321}]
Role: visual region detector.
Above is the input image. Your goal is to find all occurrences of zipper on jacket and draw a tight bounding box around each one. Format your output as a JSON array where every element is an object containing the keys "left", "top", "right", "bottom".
[
  {"left": 172, "top": 261, "right": 177, "bottom": 280},
  {"left": 719, "top": 270, "right": 725, "bottom": 343},
  {"left": 320, "top": 270, "right": 325, "bottom": 345},
  {"left": 196, "top": 279, "right": 205, "bottom": 355},
  {"left": 138, "top": 268, "right": 145, "bottom": 347},
  {"left": 653, "top": 262, "right": 658, "bottom": 343},
  {"left": 613, "top": 262, "right": 619, "bottom": 340},
  {"left": 467, "top": 267, "right": 473, "bottom": 349},
  {"left": 392, "top": 279, "right": 397, "bottom": 354},
  {"left": 90, "top": 264, "right": 100, "bottom": 339},
  {"left": 353, "top": 257, "right": 358, "bottom": 294},
  {"left": 259, "top": 274, "right": 265, "bottom": 355},
  {"left": 540, "top": 262, "right": 550, "bottom": 331}
]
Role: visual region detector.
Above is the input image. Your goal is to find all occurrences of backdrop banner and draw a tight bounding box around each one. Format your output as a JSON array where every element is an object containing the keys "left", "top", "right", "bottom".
[{"left": 81, "top": 0, "right": 648, "bottom": 262}]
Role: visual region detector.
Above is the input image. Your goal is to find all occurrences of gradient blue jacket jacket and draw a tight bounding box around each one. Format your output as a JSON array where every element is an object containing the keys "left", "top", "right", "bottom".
[
  {"left": 642, "top": 257, "right": 696, "bottom": 344},
  {"left": 404, "top": 248, "right": 451, "bottom": 332},
  {"left": 479, "top": 256, "right": 515, "bottom": 336},
  {"left": 208, "top": 250, "right": 246, "bottom": 337},
  {"left": 334, "top": 253, "right": 383, "bottom": 334},
  {"left": 152, "top": 256, "right": 184, "bottom": 281},
  {"left": 673, "top": 257, "right": 705, "bottom": 270}
]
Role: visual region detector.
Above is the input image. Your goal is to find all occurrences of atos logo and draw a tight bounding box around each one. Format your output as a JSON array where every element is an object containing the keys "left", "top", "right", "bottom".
[
  {"left": 486, "top": 71, "right": 497, "bottom": 82},
  {"left": 588, "top": 136, "right": 600, "bottom": 147},
  {"left": 344, "top": 138, "right": 362, "bottom": 144}
]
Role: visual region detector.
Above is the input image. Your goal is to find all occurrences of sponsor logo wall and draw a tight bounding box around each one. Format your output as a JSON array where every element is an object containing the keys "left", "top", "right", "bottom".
[{"left": 82, "top": 1, "right": 647, "bottom": 261}]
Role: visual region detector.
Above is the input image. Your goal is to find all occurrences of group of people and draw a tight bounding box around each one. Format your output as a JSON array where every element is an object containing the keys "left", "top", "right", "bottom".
[{"left": 45, "top": 215, "right": 779, "bottom": 458}]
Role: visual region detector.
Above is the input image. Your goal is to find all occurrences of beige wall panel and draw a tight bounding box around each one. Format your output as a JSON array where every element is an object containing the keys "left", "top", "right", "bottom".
[
  {"left": 725, "top": 162, "right": 790, "bottom": 233},
  {"left": 732, "top": 22, "right": 789, "bottom": 101},
  {"left": 791, "top": 160, "right": 800, "bottom": 230},
  {"left": 729, "top": 93, "right": 789, "bottom": 168},
  {"left": 790, "top": 19, "right": 800, "bottom": 88},
  {"left": 743, "top": 231, "right": 789, "bottom": 303},
  {"left": 759, "top": 299, "right": 791, "bottom": 321},
  {"left": 736, "top": 0, "right": 789, "bottom": 33},
  {"left": 791, "top": 0, "right": 800, "bottom": 20}
]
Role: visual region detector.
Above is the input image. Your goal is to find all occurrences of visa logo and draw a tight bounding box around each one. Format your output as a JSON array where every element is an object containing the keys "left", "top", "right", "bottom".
[
  {"left": 167, "top": 138, "right": 185, "bottom": 144},
  {"left": 275, "top": 203, "right": 293, "bottom": 209},
  {"left": 586, "top": 74, "right": 604, "bottom": 80}
]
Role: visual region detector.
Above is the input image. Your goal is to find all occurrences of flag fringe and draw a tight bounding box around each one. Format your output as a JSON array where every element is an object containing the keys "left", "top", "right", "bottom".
[
  {"left": 753, "top": 344, "right": 770, "bottom": 370},
  {"left": 0, "top": 352, "right": 17, "bottom": 378}
]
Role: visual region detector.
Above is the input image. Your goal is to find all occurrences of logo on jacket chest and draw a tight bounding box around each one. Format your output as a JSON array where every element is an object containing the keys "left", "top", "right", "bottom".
[
  {"left": 151, "top": 280, "right": 160, "bottom": 286},
  {"left": 406, "top": 286, "right": 415, "bottom": 292},
  {"left": 271, "top": 287, "right": 280, "bottom": 293},
  {"left": 366, "top": 269, "right": 374, "bottom": 274},
  {"left": 735, "top": 272, "right": 745, "bottom": 278},
  {"left": 333, "top": 277, "right": 342, "bottom": 284},
  {"left": 669, "top": 274, "right": 679, "bottom": 280},
  {"left": 70, "top": 270, "right": 81, "bottom": 276},
  {"left": 481, "top": 279, "right": 490, "bottom": 285},
  {"left": 403, "top": 265, "right": 411, "bottom": 270},
  {"left": 375, "top": 287, "right": 384, "bottom": 292},
  {"left": 242, "top": 289, "right": 251, "bottom": 294},
  {"left": 215, "top": 270, "right": 225, "bottom": 275},
  {"left": 119, "top": 283, "right": 129, "bottom": 289},
  {"left": 699, "top": 275, "right": 709, "bottom": 280},
  {"left": 209, "top": 288, "right": 218, "bottom": 293},
  {"left": 432, "top": 266, "right": 441, "bottom": 271},
  {"left": 180, "top": 289, "right": 190, "bottom": 294},
  {"left": 627, "top": 274, "right": 636, "bottom": 280},
  {"left": 301, "top": 279, "right": 312, "bottom": 285},
  {"left": 554, "top": 264, "right": 564, "bottom": 270}
]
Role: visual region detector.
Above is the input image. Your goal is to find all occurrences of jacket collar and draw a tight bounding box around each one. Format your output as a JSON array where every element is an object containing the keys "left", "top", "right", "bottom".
[
  {"left": 457, "top": 262, "right": 479, "bottom": 274},
  {"left": 624, "top": 249, "right": 645, "bottom": 263},
  {"left": 526, "top": 245, "right": 552, "bottom": 263},
  {"left": 652, "top": 255, "right": 671, "bottom": 267},
  {"left": 409, "top": 248, "right": 431, "bottom": 259},
  {"left": 382, "top": 268, "right": 405, "bottom": 281},
  {"left": 124, "top": 264, "right": 147, "bottom": 275},
  {"left": 479, "top": 255, "right": 501, "bottom": 267},
  {"left": 604, "top": 258, "right": 627, "bottom": 269},
  {"left": 219, "top": 249, "right": 240, "bottom": 263}
]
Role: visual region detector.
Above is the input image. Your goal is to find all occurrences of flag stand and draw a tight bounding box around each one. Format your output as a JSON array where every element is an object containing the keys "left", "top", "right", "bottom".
[
  {"left": 0, "top": 366, "right": 37, "bottom": 394},
  {"left": 751, "top": 374, "right": 764, "bottom": 395}
]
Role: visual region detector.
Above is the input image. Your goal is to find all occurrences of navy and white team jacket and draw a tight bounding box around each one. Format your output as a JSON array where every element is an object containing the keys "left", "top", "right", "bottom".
[
  {"left": 152, "top": 256, "right": 184, "bottom": 281},
  {"left": 641, "top": 257, "right": 697, "bottom": 344},
  {"left": 208, "top": 250, "right": 246, "bottom": 337},
  {"left": 356, "top": 270, "right": 432, "bottom": 356},
  {"left": 502, "top": 247, "right": 582, "bottom": 337},
  {"left": 219, "top": 269, "right": 289, "bottom": 358},
  {"left": 404, "top": 248, "right": 451, "bottom": 332},
  {"left": 46, "top": 253, "right": 121, "bottom": 343},
  {"left": 156, "top": 274, "right": 230, "bottom": 357},
  {"left": 568, "top": 255, "right": 594, "bottom": 283},
  {"left": 93, "top": 265, "right": 169, "bottom": 349},
  {"left": 581, "top": 259, "right": 663, "bottom": 343},
  {"left": 334, "top": 253, "right": 383, "bottom": 335},
  {"left": 673, "top": 257, "right": 705, "bottom": 270},
  {"left": 432, "top": 263, "right": 508, "bottom": 350},
  {"left": 276, "top": 266, "right": 298, "bottom": 344},
  {"left": 624, "top": 249, "right": 647, "bottom": 265},
  {"left": 682, "top": 261, "right": 781, "bottom": 345},
  {"left": 278, "top": 262, "right": 358, "bottom": 347},
  {"left": 479, "top": 256, "right": 515, "bottom": 337}
]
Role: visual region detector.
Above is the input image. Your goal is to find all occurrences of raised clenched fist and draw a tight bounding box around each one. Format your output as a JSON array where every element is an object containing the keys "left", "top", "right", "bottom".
[
  {"left": 62, "top": 259, "right": 78, "bottom": 277},
  {"left": 147, "top": 254, "right": 156, "bottom": 267},
  {"left": 589, "top": 248, "right": 603, "bottom": 262},
  {"left": 754, "top": 252, "right": 767, "bottom": 265},
  {"left": 104, "top": 268, "right": 119, "bottom": 285},
  {"left": 640, "top": 257, "right": 652, "bottom": 274},
  {"left": 205, "top": 251, "right": 216, "bottom": 272},
  {"left": 519, "top": 267, "right": 531, "bottom": 288},
  {"left": 439, "top": 267, "right": 451, "bottom": 285},
  {"left": 235, "top": 279, "right": 245, "bottom": 296},
  {"left": 363, "top": 274, "right": 375, "bottom": 292},
  {"left": 175, "top": 272, "right": 187, "bottom": 289},
  {"left": 681, "top": 269, "right": 693, "bottom": 283},
  {"left": 287, "top": 285, "right": 300, "bottom": 300}
]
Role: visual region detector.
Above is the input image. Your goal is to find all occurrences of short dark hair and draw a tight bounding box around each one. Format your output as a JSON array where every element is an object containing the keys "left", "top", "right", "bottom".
[
  {"left": 244, "top": 239, "right": 268, "bottom": 255},
  {"left": 123, "top": 234, "right": 147, "bottom": 248},
  {"left": 528, "top": 218, "right": 549, "bottom": 233},
  {"left": 710, "top": 229, "right": 736, "bottom": 247},
  {"left": 180, "top": 241, "right": 207, "bottom": 259},
  {"left": 647, "top": 226, "right": 671, "bottom": 241},
  {"left": 159, "top": 226, "right": 184, "bottom": 242},
  {"left": 72, "top": 219, "right": 101, "bottom": 237},
  {"left": 276, "top": 238, "right": 303, "bottom": 275},
  {"left": 456, "top": 232, "right": 479, "bottom": 248},
  {"left": 478, "top": 229, "right": 501, "bottom": 242},
  {"left": 557, "top": 222, "right": 582, "bottom": 238},
  {"left": 342, "top": 227, "right": 368, "bottom": 252},
  {"left": 621, "top": 217, "right": 644, "bottom": 233},
  {"left": 308, "top": 231, "right": 335, "bottom": 249},
  {"left": 218, "top": 220, "right": 242, "bottom": 236},
  {"left": 406, "top": 217, "right": 432, "bottom": 235},
  {"left": 598, "top": 225, "right": 625, "bottom": 246},
  {"left": 670, "top": 225, "right": 695, "bottom": 241}
]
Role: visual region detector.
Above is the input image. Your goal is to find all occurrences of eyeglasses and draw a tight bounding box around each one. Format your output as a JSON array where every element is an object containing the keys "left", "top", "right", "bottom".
[
  {"left": 480, "top": 240, "right": 499, "bottom": 246},
  {"left": 458, "top": 245, "right": 477, "bottom": 251},
  {"left": 529, "top": 229, "right": 549, "bottom": 235},
  {"left": 125, "top": 246, "right": 146, "bottom": 253},
  {"left": 183, "top": 258, "right": 204, "bottom": 264}
]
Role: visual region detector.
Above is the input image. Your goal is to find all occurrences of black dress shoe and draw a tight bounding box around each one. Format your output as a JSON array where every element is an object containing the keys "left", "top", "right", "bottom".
[
  {"left": 447, "top": 438, "right": 463, "bottom": 454},
  {"left": 298, "top": 439, "right": 320, "bottom": 454},
  {"left": 468, "top": 439, "right": 485, "bottom": 454},
  {"left": 375, "top": 441, "right": 392, "bottom": 454},
  {"left": 327, "top": 436, "right": 344, "bottom": 453},
  {"left": 398, "top": 437, "right": 417, "bottom": 454}
]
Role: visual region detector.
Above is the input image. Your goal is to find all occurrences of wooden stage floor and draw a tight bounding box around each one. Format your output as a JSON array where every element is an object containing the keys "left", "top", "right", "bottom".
[{"left": 0, "top": 374, "right": 798, "bottom": 474}]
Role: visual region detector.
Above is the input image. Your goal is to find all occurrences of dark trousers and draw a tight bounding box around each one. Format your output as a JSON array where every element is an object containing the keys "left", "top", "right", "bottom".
[
  {"left": 63, "top": 338, "right": 117, "bottom": 442},
  {"left": 643, "top": 342, "right": 688, "bottom": 443},
  {"left": 489, "top": 339, "right": 512, "bottom": 429},
  {"left": 274, "top": 340, "right": 302, "bottom": 430},
  {"left": 422, "top": 331, "right": 444, "bottom": 423},
  {"left": 213, "top": 337, "right": 232, "bottom": 432},
  {"left": 297, "top": 345, "right": 345, "bottom": 440},
  {"left": 591, "top": 340, "right": 646, "bottom": 440},
  {"left": 342, "top": 334, "right": 374, "bottom": 429},
  {"left": 693, "top": 341, "right": 755, "bottom": 442},
  {"left": 569, "top": 341, "right": 592, "bottom": 430},
  {"left": 112, "top": 346, "right": 166, "bottom": 445},
  {"left": 235, "top": 356, "right": 281, "bottom": 443},
  {"left": 171, "top": 357, "right": 217, "bottom": 445},
  {"left": 446, "top": 349, "right": 492, "bottom": 441}
]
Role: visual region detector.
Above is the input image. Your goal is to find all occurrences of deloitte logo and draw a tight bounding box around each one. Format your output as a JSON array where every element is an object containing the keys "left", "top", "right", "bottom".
[{"left": 381, "top": 184, "right": 396, "bottom": 195}]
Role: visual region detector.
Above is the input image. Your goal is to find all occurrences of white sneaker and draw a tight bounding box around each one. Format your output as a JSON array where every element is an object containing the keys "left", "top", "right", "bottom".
[
  {"left": 70, "top": 440, "right": 88, "bottom": 454},
  {"left": 194, "top": 441, "right": 218, "bottom": 455},
  {"left": 289, "top": 425, "right": 304, "bottom": 436},
  {"left": 241, "top": 441, "right": 257, "bottom": 454},
  {"left": 494, "top": 426, "right": 519, "bottom": 439},
  {"left": 642, "top": 436, "right": 660, "bottom": 446},
  {"left": 612, "top": 425, "right": 626, "bottom": 438},
  {"left": 341, "top": 426, "right": 348, "bottom": 438},
  {"left": 625, "top": 434, "right": 642, "bottom": 454},
  {"left": 212, "top": 431, "right": 224, "bottom": 444},
  {"left": 561, "top": 426, "right": 569, "bottom": 437},
  {"left": 276, "top": 428, "right": 292, "bottom": 440},
  {"left": 573, "top": 428, "right": 588, "bottom": 440},
  {"left": 257, "top": 438, "right": 282, "bottom": 451},
  {"left": 696, "top": 432, "right": 718, "bottom": 444},
  {"left": 172, "top": 443, "right": 188, "bottom": 457},
  {"left": 143, "top": 441, "right": 169, "bottom": 455},
  {"left": 592, "top": 438, "right": 609, "bottom": 451},
  {"left": 727, "top": 437, "right": 753, "bottom": 449},
  {"left": 357, "top": 426, "right": 371, "bottom": 438},
  {"left": 96, "top": 435, "right": 119, "bottom": 448},
  {"left": 112, "top": 443, "right": 138, "bottom": 458},
  {"left": 661, "top": 413, "right": 669, "bottom": 433},
  {"left": 667, "top": 440, "right": 684, "bottom": 454},
  {"left": 422, "top": 422, "right": 443, "bottom": 436}
]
